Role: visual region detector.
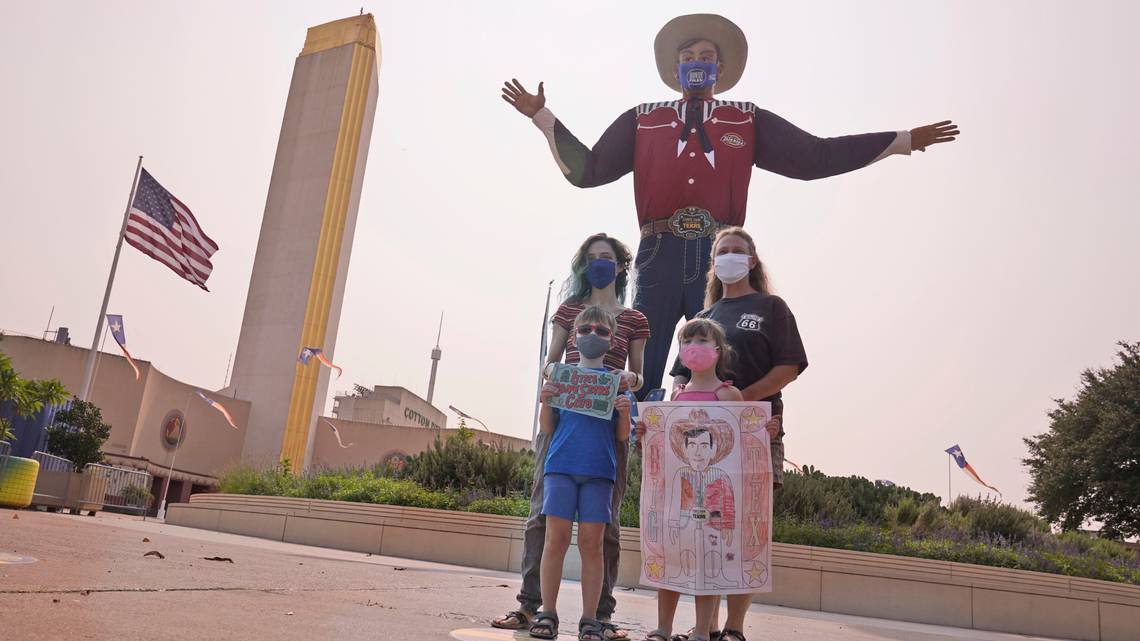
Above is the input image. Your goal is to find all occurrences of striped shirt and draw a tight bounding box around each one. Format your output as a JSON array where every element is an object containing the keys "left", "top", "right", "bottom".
[{"left": 553, "top": 302, "right": 650, "bottom": 371}]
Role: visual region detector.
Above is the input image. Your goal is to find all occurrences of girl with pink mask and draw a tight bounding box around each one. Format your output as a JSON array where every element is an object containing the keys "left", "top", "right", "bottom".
[
  {"left": 636, "top": 317, "right": 782, "bottom": 641},
  {"left": 635, "top": 318, "right": 778, "bottom": 641},
  {"left": 672, "top": 319, "right": 741, "bottom": 403}
]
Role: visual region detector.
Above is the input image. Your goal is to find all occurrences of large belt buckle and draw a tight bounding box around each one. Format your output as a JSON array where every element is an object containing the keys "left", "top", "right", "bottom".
[{"left": 668, "top": 207, "right": 713, "bottom": 240}]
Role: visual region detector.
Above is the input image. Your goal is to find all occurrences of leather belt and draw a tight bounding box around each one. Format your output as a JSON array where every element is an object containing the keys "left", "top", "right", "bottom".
[{"left": 640, "top": 207, "right": 723, "bottom": 240}]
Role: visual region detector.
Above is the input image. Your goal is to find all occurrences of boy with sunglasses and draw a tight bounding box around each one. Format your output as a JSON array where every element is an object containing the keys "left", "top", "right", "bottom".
[{"left": 532, "top": 306, "right": 632, "bottom": 641}]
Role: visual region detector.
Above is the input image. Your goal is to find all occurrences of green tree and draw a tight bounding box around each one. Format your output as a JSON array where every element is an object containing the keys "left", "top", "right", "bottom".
[
  {"left": 1023, "top": 341, "right": 1140, "bottom": 539},
  {"left": 46, "top": 398, "right": 111, "bottom": 469},
  {"left": 0, "top": 350, "right": 71, "bottom": 442}
]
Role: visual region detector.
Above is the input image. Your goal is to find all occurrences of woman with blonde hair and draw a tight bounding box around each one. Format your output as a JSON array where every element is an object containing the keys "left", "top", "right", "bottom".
[{"left": 667, "top": 226, "right": 807, "bottom": 641}]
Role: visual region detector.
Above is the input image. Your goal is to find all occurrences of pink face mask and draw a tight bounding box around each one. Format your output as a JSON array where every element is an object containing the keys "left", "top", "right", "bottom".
[{"left": 679, "top": 344, "right": 719, "bottom": 372}]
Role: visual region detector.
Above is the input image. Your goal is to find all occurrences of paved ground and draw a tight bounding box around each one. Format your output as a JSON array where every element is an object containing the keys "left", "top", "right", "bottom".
[{"left": 0, "top": 508, "right": 1064, "bottom": 641}]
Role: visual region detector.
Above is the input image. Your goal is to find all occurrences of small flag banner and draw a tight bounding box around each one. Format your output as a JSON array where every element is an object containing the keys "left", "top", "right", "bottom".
[
  {"left": 298, "top": 347, "right": 342, "bottom": 379},
  {"left": 322, "top": 419, "right": 354, "bottom": 449},
  {"left": 195, "top": 390, "right": 237, "bottom": 429},
  {"left": 945, "top": 444, "right": 1000, "bottom": 495},
  {"left": 106, "top": 314, "right": 140, "bottom": 380}
]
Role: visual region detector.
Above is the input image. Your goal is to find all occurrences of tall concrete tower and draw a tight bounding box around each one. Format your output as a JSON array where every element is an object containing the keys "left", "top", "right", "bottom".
[
  {"left": 228, "top": 14, "right": 380, "bottom": 472},
  {"left": 426, "top": 312, "right": 443, "bottom": 404}
]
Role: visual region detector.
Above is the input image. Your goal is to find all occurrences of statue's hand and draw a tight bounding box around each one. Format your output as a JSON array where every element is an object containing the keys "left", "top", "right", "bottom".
[
  {"left": 501, "top": 78, "right": 546, "bottom": 118},
  {"left": 910, "top": 120, "right": 960, "bottom": 151}
]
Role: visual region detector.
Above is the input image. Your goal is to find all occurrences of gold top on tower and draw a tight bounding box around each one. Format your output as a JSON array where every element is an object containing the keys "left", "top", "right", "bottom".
[{"left": 301, "top": 14, "right": 378, "bottom": 56}]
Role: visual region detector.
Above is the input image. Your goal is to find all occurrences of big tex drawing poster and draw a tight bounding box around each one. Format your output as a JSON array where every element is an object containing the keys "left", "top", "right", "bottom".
[{"left": 638, "top": 402, "right": 773, "bottom": 595}]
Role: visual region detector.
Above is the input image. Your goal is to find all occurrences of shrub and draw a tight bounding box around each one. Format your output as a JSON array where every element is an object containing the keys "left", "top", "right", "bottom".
[
  {"left": 466, "top": 496, "right": 530, "bottom": 518},
  {"left": 884, "top": 497, "right": 921, "bottom": 528},
  {"left": 219, "top": 462, "right": 300, "bottom": 496},
  {"left": 401, "top": 428, "right": 534, "bottom": 497},
  {"left": 216, "top": 461, "right": 1140, "bottom": 585},
  {"left": 776, "top": 467, "right": 939, "bottom": 526},
  {"left": 121, "top": 484, "right": 154, "bottom": 507},
  {"left": 913, "top": 501, "right": 946, "bottom": 534},
  {"left": 46, "top": 399, "right": 111, "bottom": 470},
  {"left": 776, "top": 469, "right": 858, "bottom": 525},
  {"left": 951, "top": 496, "right": 1048, "bottom": 543}
]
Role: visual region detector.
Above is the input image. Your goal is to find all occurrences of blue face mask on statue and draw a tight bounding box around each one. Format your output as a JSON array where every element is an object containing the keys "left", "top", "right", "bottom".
[
  {"left": 585, "top": 259, "right": 617, "bottom": 289},
  {"left": 678, "top": 60, "right": 718, "bottom": 90}
]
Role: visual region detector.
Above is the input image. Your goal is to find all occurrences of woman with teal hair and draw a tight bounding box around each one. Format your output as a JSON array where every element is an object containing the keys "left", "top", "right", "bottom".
[{"left": 493, "top": 232, "right": 648, "bottom": 640}]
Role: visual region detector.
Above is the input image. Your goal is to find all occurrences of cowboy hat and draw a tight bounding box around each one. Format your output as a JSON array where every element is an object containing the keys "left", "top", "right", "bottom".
[
  {"left": 654, "top": 14, "right": 748, "bottom": 93},
  {"left": 669, "top": 409, "right": 736, "bottom": 467}
]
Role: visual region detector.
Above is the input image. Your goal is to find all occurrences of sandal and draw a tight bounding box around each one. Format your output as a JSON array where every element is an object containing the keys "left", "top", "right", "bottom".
[
  {"left": 719, "top": 630, "right": 745, "bottom": 641},
  {"left": 672, "top": 629, "right": 720, "bottom": 641},
  {"left": 492, "top": 609, "right": 535, "bottom": 630},
  {"left": 579, "top": 618, "right": 605, "bottom": 641},
  {"left": 601, "top": 621, "right": 629, "bottom": 640},
  {"left": 530, "top": 612, "right": 559, "bottom": 640},
  {"left": 644, "top": 630, "right": 670, "bottom": 641}
]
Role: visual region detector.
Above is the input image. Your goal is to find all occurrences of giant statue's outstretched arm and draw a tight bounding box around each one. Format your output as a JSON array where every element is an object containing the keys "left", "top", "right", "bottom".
[
  {"left": 752, "top": 109, "right": 959, "bottom": 180},
  {"left": 500, "top": 78, "right": 636, "bottom": 189},
  {"left": 533, "top": 107, "right": 636, "bottom": 188},
  {"left": 752, "top": 109, "right": 907, "bottom": 180}
]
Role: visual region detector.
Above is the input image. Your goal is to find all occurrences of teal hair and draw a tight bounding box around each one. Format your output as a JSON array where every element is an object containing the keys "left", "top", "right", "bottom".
[{"left": 561, "top": 233, "right": 633, "bottom": 304}]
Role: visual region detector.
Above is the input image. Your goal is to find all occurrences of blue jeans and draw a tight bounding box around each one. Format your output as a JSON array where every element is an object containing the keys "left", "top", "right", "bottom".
[{"left": 632, "top": 232, "right": 714, "bottom": 398}]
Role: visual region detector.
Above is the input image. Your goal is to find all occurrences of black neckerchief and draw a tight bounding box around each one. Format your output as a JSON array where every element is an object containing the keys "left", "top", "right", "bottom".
[{"left": 679, "top": 97, "right": 713, "bottom": 154}]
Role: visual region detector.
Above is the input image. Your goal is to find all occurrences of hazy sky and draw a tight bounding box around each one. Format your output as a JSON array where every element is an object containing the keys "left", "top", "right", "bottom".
[{"left": 2, "top": 1, "right": 1138, "bottom": 509}]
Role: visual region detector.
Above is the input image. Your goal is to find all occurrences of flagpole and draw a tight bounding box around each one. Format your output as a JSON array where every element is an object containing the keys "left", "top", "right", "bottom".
[
  {"left": 80, "top": 156, "right": 144, "bottom": 402},
  {"left": 156, "top": 390, "right": 191, "bottom": 520},
  {"left": 89, "top": 322, "right": 111, "bottom": 391},
  {"left": 947, "top": 455, "right": 952, "bottom": 507},
  {"left": 530, "top": 280, "right": 554, "bottom": 445}
]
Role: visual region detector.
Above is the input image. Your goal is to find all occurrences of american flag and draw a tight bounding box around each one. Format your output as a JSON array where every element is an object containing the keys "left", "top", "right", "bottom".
[{"left": 124, "top": 169, "right": 218, "bottom": 290}]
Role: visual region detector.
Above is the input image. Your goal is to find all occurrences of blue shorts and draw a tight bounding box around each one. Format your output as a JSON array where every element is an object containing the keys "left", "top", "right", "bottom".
[{"left": 541, "top": 473, "right": 614, "bottom": 524}]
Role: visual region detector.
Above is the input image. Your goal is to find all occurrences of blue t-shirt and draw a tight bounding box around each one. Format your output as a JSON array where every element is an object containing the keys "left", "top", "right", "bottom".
[{"left": 544, "top": 406, "right": 619, "bottom": 481}]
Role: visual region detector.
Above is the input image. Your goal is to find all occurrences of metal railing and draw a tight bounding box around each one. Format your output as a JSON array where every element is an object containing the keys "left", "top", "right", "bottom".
[
  {"left": 33, "top": 451, "right": 75, "bottom": 473},
  {"left": 83, "top": 463, "right": 153, "bottom": 515}
]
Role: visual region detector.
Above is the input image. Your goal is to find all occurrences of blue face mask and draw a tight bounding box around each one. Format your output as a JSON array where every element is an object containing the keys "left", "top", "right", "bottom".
[
  {"left": 678, "top": 60, "right": 718, "bottom": 90},
  {"left": 585, "top": 259, "right": 617, "bottom": 289}
]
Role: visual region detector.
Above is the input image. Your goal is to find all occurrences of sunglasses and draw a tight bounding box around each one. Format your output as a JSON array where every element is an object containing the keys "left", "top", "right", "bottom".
[{"left": 576, "top": 324, "right": 612, "bottom": 338}]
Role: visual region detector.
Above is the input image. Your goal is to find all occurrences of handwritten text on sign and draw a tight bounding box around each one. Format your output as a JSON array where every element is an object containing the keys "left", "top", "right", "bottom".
[{"left": 548, "top": 364, "right": 620, "bottom": 419}]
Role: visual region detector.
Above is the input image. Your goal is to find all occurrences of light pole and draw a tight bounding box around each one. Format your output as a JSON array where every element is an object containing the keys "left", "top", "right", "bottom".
[{"left": 448, "top": 405, "right": 490, "bottom": 432}]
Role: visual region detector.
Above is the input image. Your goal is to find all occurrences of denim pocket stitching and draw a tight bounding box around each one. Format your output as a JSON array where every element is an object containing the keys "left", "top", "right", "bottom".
[{"left": 634, "top": 234, "right": 662, "bottom": 270}]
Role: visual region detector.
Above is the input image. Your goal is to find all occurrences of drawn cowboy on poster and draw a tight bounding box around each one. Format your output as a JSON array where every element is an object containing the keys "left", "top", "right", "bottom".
[{"left": 640, "top": 402, "right": 774, "bottom": 596}]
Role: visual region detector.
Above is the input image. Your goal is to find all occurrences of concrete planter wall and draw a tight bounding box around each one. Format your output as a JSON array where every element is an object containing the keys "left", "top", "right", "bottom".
[
  {"left": 167, "top": 494, "right": 1140, "bottom": 641},
  {"left": 31, "top": 469, "right": 109, "bottom": 514}
]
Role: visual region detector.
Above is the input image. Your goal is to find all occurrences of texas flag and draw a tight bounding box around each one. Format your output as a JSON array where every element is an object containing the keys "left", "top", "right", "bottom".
[
  {"left": 106, "top": 314, "right": 140, "bottom": 380},
  {"left": 321, "top": 419, "right": 354, "bottom": 449},
  {"left": 945, "top": 444, "right": 1001, "bottom": 495},
  {"left": 298, "top": 347, "right": 342, "bottom": 379},
  {"left": 195, "top": 390, "right": 238, "bottom": 429}
]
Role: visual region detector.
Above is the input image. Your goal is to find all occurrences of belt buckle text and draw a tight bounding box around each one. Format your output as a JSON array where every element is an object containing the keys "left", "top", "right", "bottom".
[{"left": 668, "top": 207, "right": 713, "bottom": 240}]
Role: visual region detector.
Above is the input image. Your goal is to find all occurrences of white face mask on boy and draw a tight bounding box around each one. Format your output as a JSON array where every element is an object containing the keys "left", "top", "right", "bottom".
[{"left": 714, "top": 253, "right": 751, "bottom": 284}]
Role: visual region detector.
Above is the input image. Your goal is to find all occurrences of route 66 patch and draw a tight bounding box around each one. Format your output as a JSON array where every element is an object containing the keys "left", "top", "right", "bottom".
[{"left": 737, "top": 313, "right": 764, "bottom": 331}]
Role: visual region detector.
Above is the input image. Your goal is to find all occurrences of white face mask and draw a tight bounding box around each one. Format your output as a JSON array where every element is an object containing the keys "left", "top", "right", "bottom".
[{"left": 714, "top": 253, "right": 751, "bottom": 284}]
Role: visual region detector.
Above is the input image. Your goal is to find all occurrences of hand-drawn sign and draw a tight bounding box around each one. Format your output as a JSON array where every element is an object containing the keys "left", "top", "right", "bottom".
[
  {"left": 639, "top": 401, "right": 773, "bottom": 596},
  {"left": 547, "top": 363, "right": 620, "bottom": 419}
]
